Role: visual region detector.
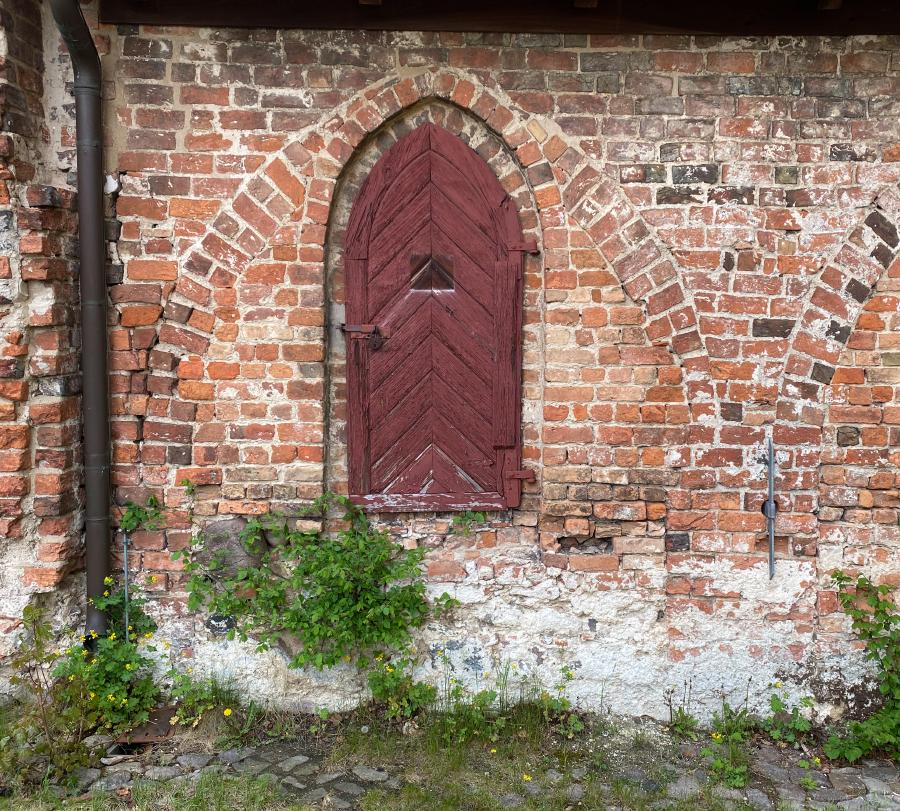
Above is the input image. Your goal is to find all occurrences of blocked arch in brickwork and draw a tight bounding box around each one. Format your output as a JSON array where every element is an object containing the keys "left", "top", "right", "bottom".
[
  {"left": 161, "top": 68, "right": 706, "bottom": 376},
  {"left": 777, "top": 182, "right": 900, "bottom": 428}
]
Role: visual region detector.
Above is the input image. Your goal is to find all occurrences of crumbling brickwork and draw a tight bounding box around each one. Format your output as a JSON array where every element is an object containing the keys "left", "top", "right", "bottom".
[
  {"left": 3, "top": 4, "right": 900, "bottom": 714},
  {"left": 0, "top": 0, "right": 83, "bottom": 665}
]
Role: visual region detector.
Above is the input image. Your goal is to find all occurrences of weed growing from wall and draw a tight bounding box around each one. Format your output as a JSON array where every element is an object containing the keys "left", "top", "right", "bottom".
[
  {"left": 3, "top": 583, "right": 159, "bottom": 785},
  {"left": 824, "top": 571, "right": 900, "bottom": 762},
  {"left": 178, "top": 495, "right": 441, "bottom": 670}
]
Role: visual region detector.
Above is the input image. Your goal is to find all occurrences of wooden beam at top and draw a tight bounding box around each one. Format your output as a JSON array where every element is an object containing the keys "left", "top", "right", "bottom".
[
  {"left": 573, "top": 0, "right": 599, "bottom": 7},
  {"left": 98, "top": 0, "right": 900, "bottom": 34}
]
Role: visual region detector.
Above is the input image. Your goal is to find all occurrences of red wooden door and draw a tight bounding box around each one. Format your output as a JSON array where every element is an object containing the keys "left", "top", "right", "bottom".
[{"left": 344, "top": 123, "right": 530, "bottom": 512}]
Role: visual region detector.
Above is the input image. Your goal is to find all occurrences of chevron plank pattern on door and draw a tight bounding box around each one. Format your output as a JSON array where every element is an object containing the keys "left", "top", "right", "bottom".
[{"left": 344, "top": 123, "right": 529, "bottom": 512}]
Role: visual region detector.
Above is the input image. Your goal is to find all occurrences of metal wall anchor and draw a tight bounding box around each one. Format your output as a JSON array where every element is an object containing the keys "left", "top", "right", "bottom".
[{"left": 760, "top": 436, "right": 778, "bottom": 579}]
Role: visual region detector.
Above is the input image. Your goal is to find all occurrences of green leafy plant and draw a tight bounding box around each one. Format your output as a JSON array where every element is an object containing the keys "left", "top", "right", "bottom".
[
  {"left": 701, "top": 738, "right": 750, "bottom": 788},
  {"left": 799, "top": 774, "right": 819, "bottom": 792},
  {"left": 670, "top": 706, "right": 700, "bottom": 742},
  {"left": 120, "top": 495, "right": 163, "bottom": 533},
  {"left": 55, "top": 580, "right": 160, "bottom": 735},
  {"left": 308, "top": 707, "right": 331, "bottom": 737},
  {"left": 432, "top": 592, "right": 460, "bottom": 620},
  {"left": 762, "top": 684, "right": 813, "bottom": 747},
  {"left": 701, "top": 695, "right": 755, "bottom": 789},
  {"left": 5, "top": 606, "right": 96, "bottom": 784},
  {"left": 432, "top": 682, "right": 503, "bottom": 746},
  {"left": 824, "top": 571, "right": 900, "bottom": 762},
  {"left": 711, "top": 697, "right": 755, "bottom": 744},
  {"left": 426, "top": 661, "right": 584, "bottom": 748},
  {"left": 450, "top": 511, "right": 487, "bottom": 536},
  {"left": 168, "top": 670, "right": 237, "bottom": 729},
  {"left": 368, "top": 655, "right": 437, "bottom": 720},
  {"left": 535, "top": 666, "right": 584, "bottom": 740},
  {"left": 178, "top": 495, "right": 436, "bottom": 670},
  {"left": 219, "top": 701, "right": 267, "bottom": 747},
  {"left": 665, "top": 681, "right": 700, "bottom": 741},
  {"left": 4, "top": 578, "right": 159, "bottom": 785}
]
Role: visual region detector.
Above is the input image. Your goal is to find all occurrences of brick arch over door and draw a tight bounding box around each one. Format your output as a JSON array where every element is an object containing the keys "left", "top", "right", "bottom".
[
  {"left": 145, "top": 68, "right": 707, "bottom": 509},
  {"left": 162, "top": 68, "right": 708, "bottom": 377}
]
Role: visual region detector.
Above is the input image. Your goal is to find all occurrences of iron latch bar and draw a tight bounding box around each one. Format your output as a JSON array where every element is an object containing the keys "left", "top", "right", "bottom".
[
  {"left": 509, "top": 239, "right": 539, "bottom": 254},
  {"left": 505, "top": 469, "right": 535, "bottom": 481},
  {"left": 760, "top": 436, "right": 777, "bottom": 579},
  {"left": 341, "top": 323, "right": 384, "bottom": 350}
]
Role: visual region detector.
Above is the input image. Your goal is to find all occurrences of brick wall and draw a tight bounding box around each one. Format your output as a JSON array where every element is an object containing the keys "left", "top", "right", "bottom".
[
  {"left": 0, "top": 0, "right": 84, "bottom": 665},
  {"left": 7, "top": 11, "right": 900, "bottom": 713}
]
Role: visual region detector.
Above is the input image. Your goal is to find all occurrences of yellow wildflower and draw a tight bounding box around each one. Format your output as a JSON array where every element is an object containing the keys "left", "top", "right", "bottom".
[
  {"left": 103, "top": 576, "right": 113, "bottom": 586},
  {"left": 89, "top": 692, "right": 95, "bottom": 700},
  {"left": 711, "top": 731, "right": 723, "bottom": 742},
  {"left": 103, "top": 591, "right": 110, "bottom": 597},
  {"left": 90, "top": 630, "right": 98, "bottom": 639},
  {"left": 147, "top": 575, "right": 158, "bottom": 584},
  {"left": 80, "top": 634, "right": 86, "bottom": 642},
  {"left": 108, "top": 632, "right": 117, "bottom": 640},
  {"left": 144, "top": 632, "right": 153, "bottom": 639},
  {"left": 68, "top": 675, "right": 75, "bottom": 681},
  {"left": 107, "top": 694, "right": 115, "bottom": 701},
  {"left": 125, "top": 663, "right": 134, "bottom": 671},
  {"left": 223, "top": 708, "right": 233, "bottom": 717},
  {"left": 522, "top": 774, "right": 532, "bottom": 782},
  {"left": 490, "top": 748, "right": 497, "bottom": 754}
]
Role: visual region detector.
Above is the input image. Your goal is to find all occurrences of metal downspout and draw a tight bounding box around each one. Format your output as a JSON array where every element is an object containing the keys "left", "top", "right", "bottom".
[{"left": 49, "top": 0, "right": 110, "bottom": 637}]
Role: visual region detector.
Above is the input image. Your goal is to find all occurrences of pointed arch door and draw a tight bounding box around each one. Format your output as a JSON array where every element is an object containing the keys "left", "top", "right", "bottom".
[{"left": 343, "top": 122, "right": 531, "bottom": 512}]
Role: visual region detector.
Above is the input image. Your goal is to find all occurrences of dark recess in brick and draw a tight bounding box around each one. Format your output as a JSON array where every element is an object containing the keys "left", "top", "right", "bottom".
[
  {"left": 774, "top": 166, "right": 799, "bottom": 184},
  {"left": 665, "top": 532, "right": 691, "bottom": 552},
  {"left": 837, "top": 426, "right": 860, "bottom": 447},
  {"left": 720, "top": 402, "right": 742, "bottom": 422}
]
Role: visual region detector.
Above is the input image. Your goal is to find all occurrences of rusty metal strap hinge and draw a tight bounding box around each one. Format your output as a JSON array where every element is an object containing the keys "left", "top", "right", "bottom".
[
  {"left": 341, "top": 323, "right": 384, "bottom": 349},
  {"left": 505, "top": 469, "right": 535, "bottom": 482},
  {"left": 509, "top": 239, "right": 539, "bottom": 254}
]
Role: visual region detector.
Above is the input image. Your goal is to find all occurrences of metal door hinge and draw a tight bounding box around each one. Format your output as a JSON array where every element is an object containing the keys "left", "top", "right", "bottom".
[
  {"left": 509, "top": 239, "right": 539, "bottom": 254},
  {"left": 341, "top": 323, "right": 384, "bottom": 350}
]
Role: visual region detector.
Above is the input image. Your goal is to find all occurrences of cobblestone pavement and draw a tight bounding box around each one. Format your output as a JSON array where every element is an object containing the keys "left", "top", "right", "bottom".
[
  {"left": 71, "top": 733, "right": 900, "bottom": 810},
  {"left": 74, "top": 738, "right": 395, "bottom": 808}
]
